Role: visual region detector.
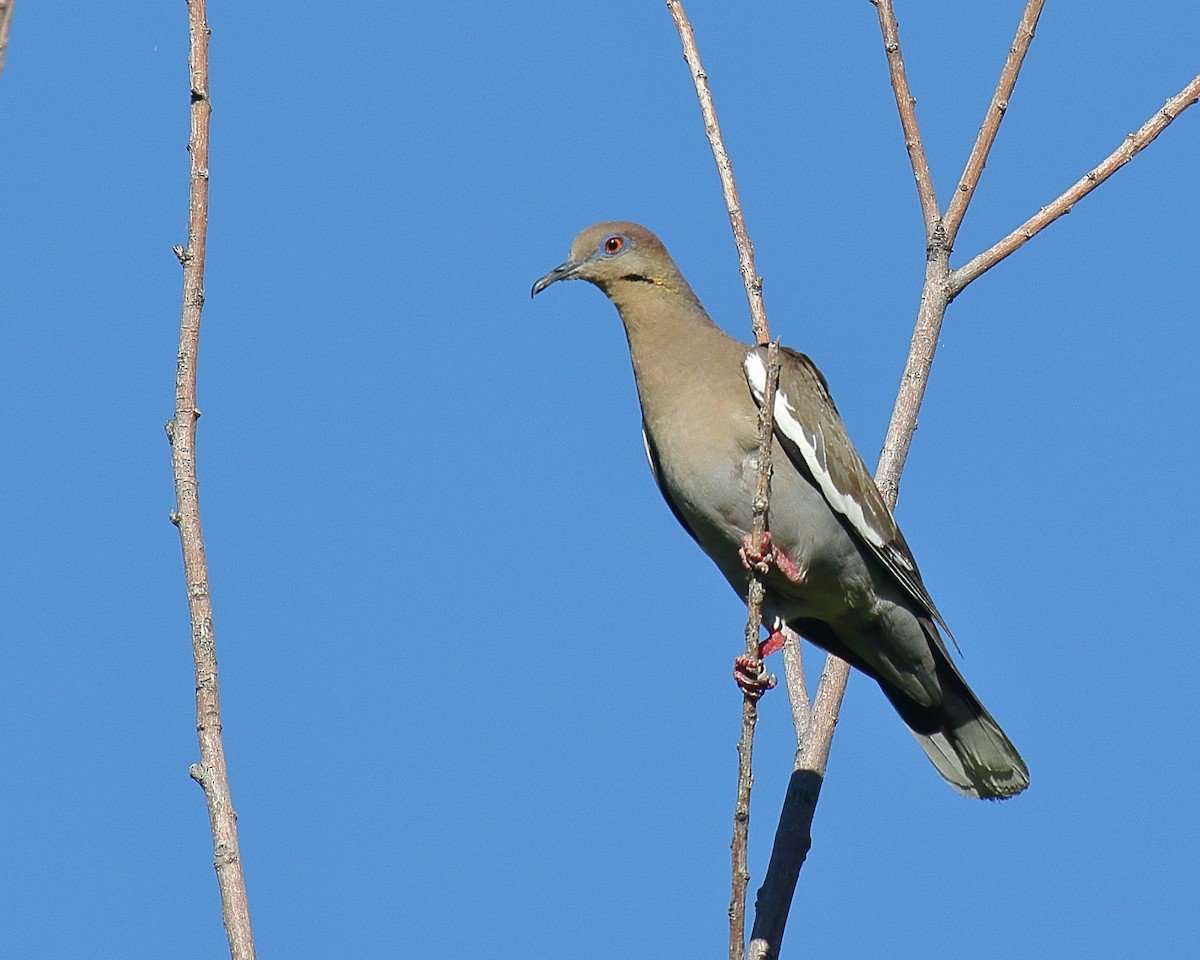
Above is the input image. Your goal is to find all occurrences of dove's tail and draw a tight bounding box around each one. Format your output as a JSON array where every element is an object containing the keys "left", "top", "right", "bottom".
[
  {"left": 791, "top": 615, "right": 1029, "bottom": 800},
  {"left": 881, "top": 619, "right": 1029, "bottom": 800}
]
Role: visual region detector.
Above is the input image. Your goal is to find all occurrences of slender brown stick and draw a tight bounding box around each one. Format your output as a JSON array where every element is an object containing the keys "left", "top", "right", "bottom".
[
  {"left": 870, "top": 0, "right": 939, "bottom": 238},
  {"left": 779, "top": 628, "right": 810, "bottom": 747},
  {"left": 730, "top": 341, "right": 781, "bottom": 960},
  {"left": 665, "top": 5, "right": 781, "bottom": 956},
  {"left": 942, "top": 0, "right": 1045, "bottom": 244},
  {"left": 745, "top": 650, "right": 849, "bottom": 960},
  {"left": 666, "top": 0, "right": 769, "bottom": 346},
  {"left": 0, "top": 0, "right": 16, "bottom": 80},
  {"left": 951, "top": 70, "right": 1200, "bottom": 294},
  {"left": 874, "top": 250, "right": 950, "bottom": 504},
  {"left": 167, "top": 4, "right": 257, "bottom": 958}
]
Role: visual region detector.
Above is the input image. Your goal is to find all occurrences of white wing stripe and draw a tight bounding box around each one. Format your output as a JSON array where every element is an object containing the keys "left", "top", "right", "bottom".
[{"left": 744, "top": 350, "right": 886, "bottom": 549}]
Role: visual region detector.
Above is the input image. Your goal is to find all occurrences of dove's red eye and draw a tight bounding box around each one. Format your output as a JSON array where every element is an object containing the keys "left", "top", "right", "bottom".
[{"left": 604, "top": 235, "right": 624, "bottom": 254}]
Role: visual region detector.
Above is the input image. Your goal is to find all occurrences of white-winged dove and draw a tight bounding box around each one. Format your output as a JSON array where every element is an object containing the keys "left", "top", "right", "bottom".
[{"left": 532, "top": 222, "right": 1029, "bottom": 800}]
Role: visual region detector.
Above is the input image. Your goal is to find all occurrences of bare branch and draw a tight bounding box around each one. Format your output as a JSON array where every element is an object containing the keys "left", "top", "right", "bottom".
[
  {"left": 942, "top": 0, "right": 1045, "bottom": 244},
  {"left": 665, "top": 5, "right": 784, "bottom": 956},
  {"left": 731, "top": 342, "right": 781, "bottom": 960},
  {"left": 874, "top": 250, "right": 951, "bottom": 506},
  {"left": 666, "top": 0, "right": 769, "bottom": 346},
  {"left": 951, "top": 71, "right": 1200, "bottom": 294},
  {"left": 780, "top": 628, "right": 810, "bottom": 744},
  {"left": 168, "top": 4, "right": 257, "bottom": 958},
  {"left": 870, "top": 0, "right": 940, "bottom": 238},
  {"left": 0, "top": 0, "right": 16, "bottom": 80},
  {"left": 746, "top": 654, "right": 851, "bottom": 960}
]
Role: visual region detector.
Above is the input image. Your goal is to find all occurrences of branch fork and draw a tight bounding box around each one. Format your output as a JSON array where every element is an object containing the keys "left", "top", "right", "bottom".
[{"left": 670, "top": 1, "right": 1197, "bottom": 958}]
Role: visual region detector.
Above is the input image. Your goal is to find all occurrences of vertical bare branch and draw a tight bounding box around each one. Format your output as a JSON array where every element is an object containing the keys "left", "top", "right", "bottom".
[
  {"left": 779, "top": 629, "right": 810, "bottom": 745},
  {"left": 0, "top": 0, "right": 16, "bottom": 80},
  {"left": 666, "top": 0, "right": 769, "bottom": 347},
  {"left": 167, "top": 4, "right": 257, "bottom": 958},
  {"left": 870, "top": 0, "right": 940, "bottom": 237},
  {"left": 745, "top": 652, "right": 849, "bottom": 960},
  {"left": 951, "top": 71, "right": 1200, "bottom": 294},
  {"left": 665, "top": 5, "right": 782, "bottom": 956},
  {"left": 873, "top": 250, "right": 950, "bottom": 506},
  {"left": 942, "top": 0, "right": 1045, "bottom": 244},
  {"left": 730, "top": 342, "right": 781, "bottom": 960}
]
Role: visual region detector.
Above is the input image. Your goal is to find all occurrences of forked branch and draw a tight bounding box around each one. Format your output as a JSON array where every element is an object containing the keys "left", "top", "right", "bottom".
[
  {"left": 951, "top": 70, "right": 1200, "bottom": 294},
  {"left": 942, "top": 0, "right": 1046, "bottom": 243},
  {"left": 871, "top": 0, "right": 939, "bottom": 237},
  {"left": 670, "top": 3, "right": 1198, "bottom": 960}
]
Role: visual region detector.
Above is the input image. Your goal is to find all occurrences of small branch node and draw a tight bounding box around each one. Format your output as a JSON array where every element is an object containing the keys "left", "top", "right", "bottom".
[
  {"left": 170, "top": 511, "right": 182, "bottom": 526},
  {"left": 173, "top": 244, "right": 190, "bottom": 264}
]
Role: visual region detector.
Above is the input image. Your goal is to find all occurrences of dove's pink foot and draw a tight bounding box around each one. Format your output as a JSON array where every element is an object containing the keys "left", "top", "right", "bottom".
[
  {"left": 733, "top": 654, "right": 777, "bottom": 700},
  {"left": 732, "top": 622, "right": 789, "bottom": 699},
  {"left": 739, "top": 532, "right": 806, "bottom": 585}
]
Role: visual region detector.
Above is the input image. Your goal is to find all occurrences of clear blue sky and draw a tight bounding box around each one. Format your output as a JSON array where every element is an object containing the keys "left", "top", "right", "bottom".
[{"left": 3, "top": 3, "right": 1198, "bottom": 957}]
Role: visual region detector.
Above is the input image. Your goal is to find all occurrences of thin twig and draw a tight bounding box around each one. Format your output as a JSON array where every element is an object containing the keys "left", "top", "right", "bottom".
[
  {"left": 779, "top": 628, "right": 810, "bottom": 746},
  {"left": 870, "top": 0, "right": 939, "bottom": 238},
  {"left": 0, "top": 0, "right": 16, "bottom": 80},
  {"left": 666, "top": 0, "right": 769, "bottom": 346},
  {"left": 731, "top": 341, "right": 781, "bottom": 960},
  {"left": 167, "top": 4, "right": 257, "bottom": 958},
  {"left": 951, "top": 70, "right": 1200, "bottom": 294},
  {"left": 942, "top": 0, "right": 1045, "bottom": 244},
  {"left": 665, "top": 5, "right": 780, "bottom": 957}
]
